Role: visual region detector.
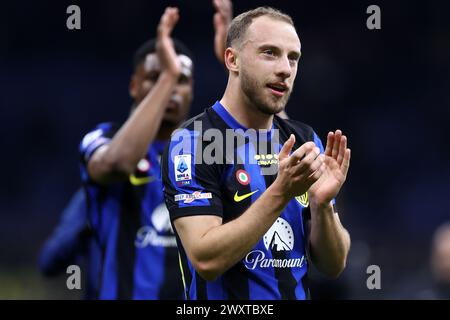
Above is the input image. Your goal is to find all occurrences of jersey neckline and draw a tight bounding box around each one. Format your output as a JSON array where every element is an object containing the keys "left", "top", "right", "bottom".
[{"left": 211, "top": 101, "right": 276, "bottom": 141}]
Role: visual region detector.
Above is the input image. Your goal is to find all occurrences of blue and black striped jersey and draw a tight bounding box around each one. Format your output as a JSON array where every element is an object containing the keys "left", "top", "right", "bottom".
[
  {"left": 79, "top": 122, "right": 183, "bottom": 300},
  {"left": 162, "top": 101, "right": 328, "bottom": 300}
]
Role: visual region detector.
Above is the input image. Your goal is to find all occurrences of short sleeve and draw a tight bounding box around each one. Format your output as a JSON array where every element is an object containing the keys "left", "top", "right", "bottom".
[
  {"left": 162, "top": 128, "right": 223, "bottom": 222},
  {"left": 79, "top": 122, "right": 117, "bottom": 183}
]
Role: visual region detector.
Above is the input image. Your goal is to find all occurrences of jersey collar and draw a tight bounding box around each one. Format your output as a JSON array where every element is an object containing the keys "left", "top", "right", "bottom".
[{"left": 212, "top": 101, "right": 275, "bottom": 141}]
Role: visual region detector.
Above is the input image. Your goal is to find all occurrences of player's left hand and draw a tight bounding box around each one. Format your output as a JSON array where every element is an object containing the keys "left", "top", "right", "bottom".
[
  {"left": 308, "top": 130, "right": 351, "bottom": 207},
  {"left": 213, "top": 0, "right": 233, "bottom": 64}
]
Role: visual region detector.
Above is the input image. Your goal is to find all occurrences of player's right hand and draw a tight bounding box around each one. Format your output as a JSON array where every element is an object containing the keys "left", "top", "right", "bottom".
[
  {"left": 274, "top": 135, "right": 325, "bottom": 200},
  {"left": 156, "top": 7, "right": 182, "bottom": 77}
]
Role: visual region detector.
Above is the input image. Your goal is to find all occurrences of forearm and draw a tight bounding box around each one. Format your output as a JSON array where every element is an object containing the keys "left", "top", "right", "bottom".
[
  {"left": 309, "top": 200, "right": 350, "bottom": 278},
  {"left": 101, "top": 72, "right": 178, "bottom": 173},
  {"left": 192, "top": 184, "right": 289, "bottom": 280}
]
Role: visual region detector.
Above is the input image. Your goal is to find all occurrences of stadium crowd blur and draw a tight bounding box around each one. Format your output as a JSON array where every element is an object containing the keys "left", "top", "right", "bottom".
[{"left": 1, "top": 0, "right": 449, "bottom": 299}]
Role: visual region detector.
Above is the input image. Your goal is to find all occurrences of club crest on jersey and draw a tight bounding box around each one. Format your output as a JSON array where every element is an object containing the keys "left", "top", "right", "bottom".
[
  {"left": 174, "top": 154, "right": 191, "bottom": 186},
  {"left": 236, "top": 169, "right": 250, "bottom": 185},
  {"left": 295, "top": 192, "right": 309, "bottom": 207}
]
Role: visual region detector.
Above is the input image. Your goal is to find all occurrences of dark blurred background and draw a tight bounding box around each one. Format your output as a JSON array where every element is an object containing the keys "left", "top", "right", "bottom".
[{"left": 1, "top": 0, "right": 449, "bottom": 299}]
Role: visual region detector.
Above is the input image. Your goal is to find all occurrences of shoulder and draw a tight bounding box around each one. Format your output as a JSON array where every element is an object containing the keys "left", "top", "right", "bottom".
[
  {"left": 167, "top": 108, "right": 219, "bottom": 149},
  {"left": 178, "top": 108, "right": 216, "bottom": 132},
  {"left": 79, "top": 122, "right": 118, "bottom": 159},
  {"left": 274, "top": 116, "right": 316, "bottom": 141},
  {"left": 80, "top": 122, "right": 117, "bottom": 145}
]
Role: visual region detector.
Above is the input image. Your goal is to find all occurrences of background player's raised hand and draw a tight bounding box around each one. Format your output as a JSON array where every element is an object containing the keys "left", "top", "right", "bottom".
[
  {"left": 213, "top": 0, "right": 233, "bottom": 64},
  {"left": 309, "top": 130, "right": 351, "bottom": 206},
  {"left": 157, "top": 7, "right": 181, "bottom": 77},
  {"left": 274, "top": 135, "right": 325, "bottom": 200}
]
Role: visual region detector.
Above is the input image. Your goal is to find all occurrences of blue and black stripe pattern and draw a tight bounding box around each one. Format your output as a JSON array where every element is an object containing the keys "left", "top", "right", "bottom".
[
  {"left": 79, "top": 122, "right": 183, "bottom": 300},
  {"left": 162, "top": 101, "right": 327, "bottom": 300}
]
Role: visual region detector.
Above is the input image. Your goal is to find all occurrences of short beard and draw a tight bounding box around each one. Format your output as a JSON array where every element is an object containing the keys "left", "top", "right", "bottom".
[{"left": 240, "top": 67, "right": 290, "bottom": 115}]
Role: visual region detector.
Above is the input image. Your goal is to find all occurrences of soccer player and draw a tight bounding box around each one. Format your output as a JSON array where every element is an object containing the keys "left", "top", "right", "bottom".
[
  {"left": 162, "top": 7, "right": 351, "bottom": 300},
  {"left": 79, "top": 2, "right": 232, "bottom": 299}
]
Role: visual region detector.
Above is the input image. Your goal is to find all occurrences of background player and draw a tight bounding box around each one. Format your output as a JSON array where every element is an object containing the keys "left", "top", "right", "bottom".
[
  {"left": 38, "top": 189, "right": 100, "bottom": 299},
  {"left": 79, "top": 2, "right": 232, "bottom": 299}
]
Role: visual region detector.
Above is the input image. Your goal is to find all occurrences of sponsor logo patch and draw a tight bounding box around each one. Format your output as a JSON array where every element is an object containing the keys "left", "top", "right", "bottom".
[
  {"left": 234, "top": 190, "right": 259, "bottom": 202},
  {"left": 263, "top": 217, "right": 294, "bottom": 251},
  {"left": 174, "top": 154, "right": 192, "bottom": 185}
]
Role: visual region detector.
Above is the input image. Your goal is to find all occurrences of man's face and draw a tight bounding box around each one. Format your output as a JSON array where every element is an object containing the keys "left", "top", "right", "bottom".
[
  {"left": 130, "top": 53, "right": 193, "bottom": 127},
  {"left": 237, "top": 16, "right": 301, "bottom": 115}
]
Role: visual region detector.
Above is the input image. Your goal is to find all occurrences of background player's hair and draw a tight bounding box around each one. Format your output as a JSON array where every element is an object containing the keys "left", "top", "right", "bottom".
[
  {"left": 226, "top": 6, "right": 295, "bottom": 49},
  {"left": 132, "top": 38, "right": 194, "bottom": 71}
]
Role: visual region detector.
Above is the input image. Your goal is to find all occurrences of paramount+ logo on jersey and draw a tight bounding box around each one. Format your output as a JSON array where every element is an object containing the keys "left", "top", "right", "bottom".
[{"left": 243, "top": 217, "right": 307, "bottom": 270}]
